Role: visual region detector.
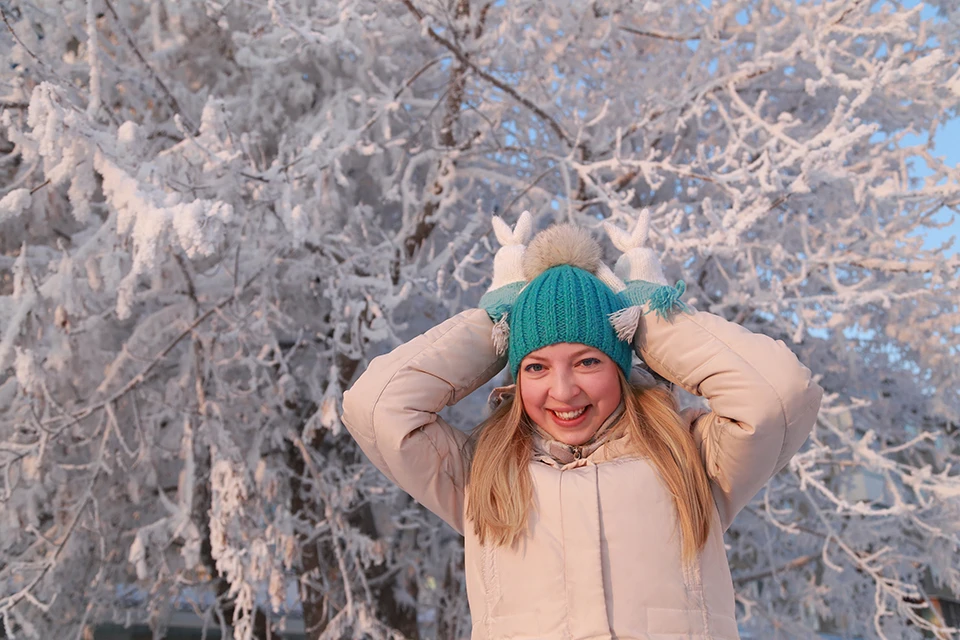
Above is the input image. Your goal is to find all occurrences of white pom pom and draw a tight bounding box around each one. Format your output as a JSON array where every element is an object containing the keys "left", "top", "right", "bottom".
[
  {"left": 609, "top": 305, "right": 642, "bottom": 341},
  {"left": 523, "top": 224, "right": 602, "bottom": 280},
  {"left": 492, "top": 313, "right": 510, "bottom": 355}
]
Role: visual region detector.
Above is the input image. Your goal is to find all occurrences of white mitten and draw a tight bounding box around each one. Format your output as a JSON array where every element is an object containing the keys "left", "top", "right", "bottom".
[
  {"left": 604, "top": 210, "right": 689, "bottom": 340},
  {"left": 479, "top": 210, "right": 533, "bottom": 354},
  {"left": 487, "top": 211, "right": 533, "bottom": 291},
  {"left": 603, "top": 209, "right": 668, "bottom": 285}
]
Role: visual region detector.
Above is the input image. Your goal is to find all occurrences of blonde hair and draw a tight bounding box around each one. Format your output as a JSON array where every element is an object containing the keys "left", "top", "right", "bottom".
[{"left": 465, "top": 371, "right": 713, "bottom": 563}]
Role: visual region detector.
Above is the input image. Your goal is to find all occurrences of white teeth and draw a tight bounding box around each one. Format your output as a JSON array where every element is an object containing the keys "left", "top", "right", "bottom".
[{"left": 552, "top": 407, "right": 586, "bottom": 420}]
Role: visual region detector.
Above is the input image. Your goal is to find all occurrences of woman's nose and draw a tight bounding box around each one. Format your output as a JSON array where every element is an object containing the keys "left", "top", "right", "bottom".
[{"left": 550, "top": 370, "right": 581, "bottom": 402}]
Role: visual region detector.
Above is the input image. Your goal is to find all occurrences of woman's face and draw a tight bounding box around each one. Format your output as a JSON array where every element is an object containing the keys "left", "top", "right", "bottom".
[{"left": 518, "top": 342, "right": 622, "bottom": 446}]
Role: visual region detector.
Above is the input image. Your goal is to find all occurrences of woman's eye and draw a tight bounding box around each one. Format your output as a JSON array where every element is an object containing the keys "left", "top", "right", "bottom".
[
  {"left": 524, "top": 363, "right": 544, "bottom": 373},
  {"left": 580, "top": 358, "right": 601, "bottom": 367}
]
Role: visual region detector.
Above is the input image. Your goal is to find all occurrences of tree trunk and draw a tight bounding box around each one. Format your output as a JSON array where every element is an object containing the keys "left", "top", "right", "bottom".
[{"left": 287, "top": 390, "right": 421, "bottom": 639}]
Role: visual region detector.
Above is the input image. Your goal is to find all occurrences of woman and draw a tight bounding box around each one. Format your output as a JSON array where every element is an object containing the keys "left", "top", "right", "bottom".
[{"left": 341, "top": 213, "right": 822, "bottom": 640}]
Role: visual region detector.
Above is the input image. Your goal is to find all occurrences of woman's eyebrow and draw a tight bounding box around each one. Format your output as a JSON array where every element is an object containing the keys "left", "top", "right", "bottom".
[
  {"left": 569, "top": 347, "right": 600, "bottom": 358},
  {"left": 523, "top": 347, "right": 602, "bottom": 364}
]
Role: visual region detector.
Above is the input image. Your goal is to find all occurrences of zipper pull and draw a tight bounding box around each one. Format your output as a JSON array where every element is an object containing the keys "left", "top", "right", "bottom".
[{"left": 569, "top": 445, "right": 582, "bottom": 460}]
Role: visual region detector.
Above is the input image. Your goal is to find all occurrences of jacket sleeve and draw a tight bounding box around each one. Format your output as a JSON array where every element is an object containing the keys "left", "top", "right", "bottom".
[
  {"left": 341, "top": 308, "right": 507, "bottom": 535},
  {"left": 633, "top": 309, "right": 823, "bottom": 531}
]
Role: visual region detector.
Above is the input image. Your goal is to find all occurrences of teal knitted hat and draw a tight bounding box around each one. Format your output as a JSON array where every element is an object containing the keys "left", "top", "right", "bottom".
[
  {"left": 508, "top": 264, "right": 632, "bottom": 378},
  {"left": 483, "top": 217, "right": 688, "bottom": 378},
  {"left": 507, "top": 220, "right": 633, "bottom": 379}
]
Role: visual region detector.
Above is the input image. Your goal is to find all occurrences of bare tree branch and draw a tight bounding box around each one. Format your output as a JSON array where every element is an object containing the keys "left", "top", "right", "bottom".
[{"left": 398, "top": 0, "right": 573, "bottom": 146}]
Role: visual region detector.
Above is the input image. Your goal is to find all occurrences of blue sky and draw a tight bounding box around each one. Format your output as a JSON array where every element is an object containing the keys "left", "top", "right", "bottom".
[
  {"left": 913, "top": 118, "right": 959, "bottom": 256},
  {"left": 907, "top": 2, "right": 958, "bottom": 256}
]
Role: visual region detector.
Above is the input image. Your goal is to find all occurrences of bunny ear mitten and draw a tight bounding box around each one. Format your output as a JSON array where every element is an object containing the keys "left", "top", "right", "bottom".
[
  {"left": 604, "top": 210, "right": 689, "bottom": 340},
  {"left": 479, "top": 210, "right": 533, "bottom": 354}
]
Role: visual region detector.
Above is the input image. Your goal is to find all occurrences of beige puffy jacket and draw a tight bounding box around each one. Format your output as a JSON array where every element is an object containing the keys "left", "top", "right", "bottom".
[{"left": 341, "top": 308, "right": 822, "bottom": 639}]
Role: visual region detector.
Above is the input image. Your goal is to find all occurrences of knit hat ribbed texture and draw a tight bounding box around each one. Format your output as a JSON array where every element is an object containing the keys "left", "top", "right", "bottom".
[{"left": 508, "top": 265, "right": 632, "bottom": 378}]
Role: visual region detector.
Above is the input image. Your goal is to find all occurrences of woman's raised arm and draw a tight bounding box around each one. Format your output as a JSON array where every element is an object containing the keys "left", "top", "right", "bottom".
[
  {"left": 341, "top": 308, "right": 506, "bottom": 534},
  {"left": 604, "top": 212, "right": 822, "bottom": 531},
  {"left": 634, "top": 309, "right": 822, "bottom": 531}
]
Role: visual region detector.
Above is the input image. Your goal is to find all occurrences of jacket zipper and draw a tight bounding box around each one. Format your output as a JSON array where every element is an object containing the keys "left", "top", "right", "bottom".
[{"left": 569, "top": 445, "right": 583, "bottom": 460}]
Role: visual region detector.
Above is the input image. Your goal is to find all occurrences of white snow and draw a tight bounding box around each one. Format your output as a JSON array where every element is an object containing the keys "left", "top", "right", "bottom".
[
  {"left": 117, "top": 120, "right": 140, "bottom": 144},
  {"left": 1, "top": 1, "right": 958, "bottom": 639},
  {"left": 0, "top": 189, "right": 32, "bottom": 221}
]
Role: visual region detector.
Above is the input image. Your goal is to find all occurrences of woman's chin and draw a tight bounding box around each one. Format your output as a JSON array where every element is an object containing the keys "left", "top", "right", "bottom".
[
  {"left": 544, "top": 415, "right": 601, "bottom": 446},
  {"left": 556, "top": 433, "right": 593, "bottom": 446}
]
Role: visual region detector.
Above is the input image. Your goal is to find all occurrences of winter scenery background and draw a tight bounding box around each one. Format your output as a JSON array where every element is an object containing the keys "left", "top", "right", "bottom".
[{"left": 1, "top": 0, "right": 958, "bottom": 639}]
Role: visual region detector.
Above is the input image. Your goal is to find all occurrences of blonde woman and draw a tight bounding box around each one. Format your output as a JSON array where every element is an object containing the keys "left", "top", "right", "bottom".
[{"left": 342, "top": 214, "right": 822, "bottom": 640}]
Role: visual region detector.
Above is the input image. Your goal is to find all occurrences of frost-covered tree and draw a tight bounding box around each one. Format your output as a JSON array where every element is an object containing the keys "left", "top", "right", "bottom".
[{"left": 1, "top": 0, "right": 958, "bottom": 638}]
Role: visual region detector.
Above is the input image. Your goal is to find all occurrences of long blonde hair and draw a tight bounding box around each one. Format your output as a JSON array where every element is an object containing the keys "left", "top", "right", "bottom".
[{"left": 465, "top": 371, "right": 713, "bottom": 563}]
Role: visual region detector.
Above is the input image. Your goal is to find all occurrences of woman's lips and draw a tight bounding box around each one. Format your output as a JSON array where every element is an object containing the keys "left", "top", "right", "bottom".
[{"left": 548, "top": 406, "right": 590, "bottom": 427}]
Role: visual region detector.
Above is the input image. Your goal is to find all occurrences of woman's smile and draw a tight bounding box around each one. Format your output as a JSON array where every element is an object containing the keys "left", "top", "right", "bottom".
[{"left": 550, "top": 406, "right": 588, "bottom": 421}]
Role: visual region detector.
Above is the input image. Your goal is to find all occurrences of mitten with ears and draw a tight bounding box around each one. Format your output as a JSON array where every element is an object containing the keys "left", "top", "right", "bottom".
[
  {"left": 478, "top": 210, "right": 533, "bottom": 353},
  {"left": 604, "top": 210, "right": 689, "bottom": 340},
  {"left": 604, "top": 208, "right": 668, "bottom": 285}
]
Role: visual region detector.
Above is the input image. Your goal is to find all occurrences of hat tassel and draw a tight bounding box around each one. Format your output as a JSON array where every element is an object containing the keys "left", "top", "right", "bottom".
[
  {"left": 492, "top": 312, "right": 510, "bottom": 356},
  {"left": 610, "top": 280, "right": 690, "bottom": 340},
  {"left": 609, "top": 305, "right": 642, "bottom": 341}
]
